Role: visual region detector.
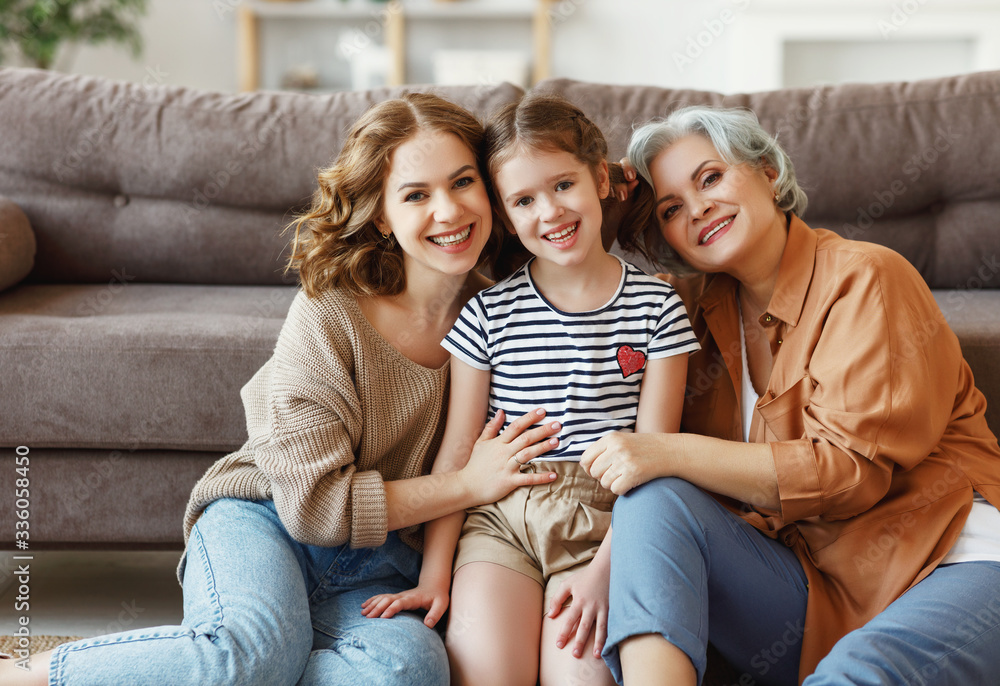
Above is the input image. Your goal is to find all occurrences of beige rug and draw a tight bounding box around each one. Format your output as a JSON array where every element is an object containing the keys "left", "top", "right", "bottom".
[{"left": 0, "top": 635, "right": 82, "bottom": 656}]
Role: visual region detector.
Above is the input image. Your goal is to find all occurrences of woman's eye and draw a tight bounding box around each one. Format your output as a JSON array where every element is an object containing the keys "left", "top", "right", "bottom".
[
  {"left": 405, "top": 191, "right": 426, "bottom": 202},
  {"left": 515, "top": 197, "right": 533, "bottom": 207},
  {"left": 556, "top": 180, "right": 572, "bottom": 191},
  {"left": 454, "top": 176, "right": 474, "bottom": 189},
  {"left": 703, "top": 171, "right": 721, "bottom": 187}
]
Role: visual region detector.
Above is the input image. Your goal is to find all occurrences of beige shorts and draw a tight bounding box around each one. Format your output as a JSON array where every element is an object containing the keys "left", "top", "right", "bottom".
[{"left": 454, "top": 460, "right": 616, "bottom": 608}]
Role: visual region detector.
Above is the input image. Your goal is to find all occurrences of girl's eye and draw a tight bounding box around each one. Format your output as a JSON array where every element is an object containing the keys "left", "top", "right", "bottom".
[
  {"left": 454, "top": 176, "right": 474, "bottom": 189},
  {"left": 405, "top": 191, "right": 426, "bottom": 202},
  {"left": 515, "top": 197, "right": 533, "bottom": 207},
  {"left": 555, "top": 180, "right": 572, "bottom": 192},
  {"left": 661, "top": 204, "right": 679, "bottom": 221}
]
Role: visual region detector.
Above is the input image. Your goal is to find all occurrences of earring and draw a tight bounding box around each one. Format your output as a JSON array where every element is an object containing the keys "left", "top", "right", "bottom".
[{"left": 773, "top": 191, "right": 780, "bottom": 203}]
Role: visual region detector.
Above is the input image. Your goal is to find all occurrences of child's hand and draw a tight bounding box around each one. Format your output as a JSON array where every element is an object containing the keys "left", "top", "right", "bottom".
[
  {"left": 361, "top": 582, "right": 450, "bottom": 628},
  {"left": 547, "top": 559, "right": 611, "bottom": 660},
  {"left": 459, "top": 409, "right": 561, "bottom": 505}
]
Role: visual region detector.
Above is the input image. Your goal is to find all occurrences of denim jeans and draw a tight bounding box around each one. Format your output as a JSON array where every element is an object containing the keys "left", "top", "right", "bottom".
[
  {"left": 604, "top": 477, "right": 1000, "bottom": 686},
  {"left": 49, "top": 498, "right": 448, "bottom": 686}
]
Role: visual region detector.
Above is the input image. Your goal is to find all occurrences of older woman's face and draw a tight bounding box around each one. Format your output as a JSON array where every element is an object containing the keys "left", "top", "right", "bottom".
[{"left": 648, "top": 134, "right": 782, "bottom": 274}]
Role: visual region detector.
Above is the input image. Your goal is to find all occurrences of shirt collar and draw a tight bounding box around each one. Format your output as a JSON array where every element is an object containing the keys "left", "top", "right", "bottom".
[
  {"left": 766, "top": 214, "right": 816, "bottom": 328},
  {"left": 695, "top": 213, "right": 817, "bottom": 329}
]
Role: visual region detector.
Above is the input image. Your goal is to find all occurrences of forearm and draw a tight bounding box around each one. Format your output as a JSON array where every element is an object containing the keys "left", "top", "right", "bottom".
[
  {"left": 384, "top": 471, "right": 476, "bottom": 533},
  {"left": 671, "top": 433, "right": 779, "bottom": 511},
  {"left": 417, "top": 511, "right": 465, "bottom": 589}
]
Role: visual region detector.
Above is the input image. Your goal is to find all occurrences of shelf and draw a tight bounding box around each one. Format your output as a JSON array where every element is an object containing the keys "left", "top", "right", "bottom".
[
  {"left": 238, "top": 0, "right": 554, "bottom": 92},
  {"left": 245, "top": 0, "right": 535, "bottom": 19}
]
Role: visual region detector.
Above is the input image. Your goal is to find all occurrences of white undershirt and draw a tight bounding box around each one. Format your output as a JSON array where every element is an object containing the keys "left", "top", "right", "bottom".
[
  {"left": 738, "top": 300, "right": 1000, "bottom": 564},
  {"left": 737, "top": 299, "right": 758, "bottom": 443}
]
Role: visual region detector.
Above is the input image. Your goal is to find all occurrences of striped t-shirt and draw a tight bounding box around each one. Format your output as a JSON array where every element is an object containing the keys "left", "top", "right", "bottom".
[{"left": 442, "top": 256, "right": 700, "bottom": 462}]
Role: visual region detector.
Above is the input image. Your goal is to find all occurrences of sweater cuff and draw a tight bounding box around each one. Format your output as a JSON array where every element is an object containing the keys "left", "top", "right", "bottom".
[
  {"left": 350, "top": 470, "right": 388, "bottom": 549},
  {"left": 771, "top": 440, "right": 823, "bottom": 522}
]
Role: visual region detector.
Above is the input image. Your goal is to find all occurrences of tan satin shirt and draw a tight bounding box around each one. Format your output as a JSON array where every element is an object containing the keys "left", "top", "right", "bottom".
[{"left": 670, "top": 215, "right": 1000, "bottom": 681}]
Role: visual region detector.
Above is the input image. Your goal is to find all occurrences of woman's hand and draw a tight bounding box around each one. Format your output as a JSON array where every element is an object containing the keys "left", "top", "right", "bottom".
[
  {"left": 581, "top": 432, "right": 672, "bottom": 495},
  {"left": 547, "top": 539, "right": 612, "bottom": 660},
  {"left": 362, "top": 578, "right": 450, "bottom": 628},
  {"left": 611, "top": 157, "right": 639, "bottom": 203},
  {"left": 458, "top": 409, "right": 560, "bottom": 506}
]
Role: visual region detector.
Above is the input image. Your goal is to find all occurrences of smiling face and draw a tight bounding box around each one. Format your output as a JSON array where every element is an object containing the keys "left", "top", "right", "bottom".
[
  {"left": 649, "top": 134, "right": 784, "bottom": 275},
  {"left": 493, "top": 146, "right": 610, "bottom": 270},
  {"left": 378, "top": 129, "right": 493, "bottom": 280}
]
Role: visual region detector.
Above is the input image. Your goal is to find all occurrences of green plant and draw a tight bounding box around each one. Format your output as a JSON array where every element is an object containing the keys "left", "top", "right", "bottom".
[{"left": 0, "top": 0, "right": 148, "bottom": 70}]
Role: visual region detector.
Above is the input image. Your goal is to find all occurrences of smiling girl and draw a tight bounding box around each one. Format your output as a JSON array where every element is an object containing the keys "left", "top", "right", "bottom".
[{"left": 362, "top": 93, "right": 700, "bottom": 686}]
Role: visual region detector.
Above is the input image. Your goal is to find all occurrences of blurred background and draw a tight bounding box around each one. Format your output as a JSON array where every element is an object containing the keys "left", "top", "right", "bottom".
[{"left": 2, "top": 0, "right": 1000, "bottom": 95}]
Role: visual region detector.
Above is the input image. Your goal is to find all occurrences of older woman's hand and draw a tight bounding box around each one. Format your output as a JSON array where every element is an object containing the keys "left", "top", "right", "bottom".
[{"left": 581, "top": 431, "right": 672, "bottom": 495}]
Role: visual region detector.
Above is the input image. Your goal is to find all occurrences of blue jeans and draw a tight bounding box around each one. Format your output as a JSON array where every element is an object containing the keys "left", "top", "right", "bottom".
[
  {"left": 49, "top": 498, "right": 448, "bottom": 686},
  {"left": 604, "top": 477, "right": 1000, "bottom": 686}
]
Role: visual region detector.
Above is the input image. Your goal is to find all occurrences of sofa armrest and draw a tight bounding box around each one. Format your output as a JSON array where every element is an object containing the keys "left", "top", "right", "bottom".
[{"left": 0, "top": 195, "right": 36, "bottom": 291}]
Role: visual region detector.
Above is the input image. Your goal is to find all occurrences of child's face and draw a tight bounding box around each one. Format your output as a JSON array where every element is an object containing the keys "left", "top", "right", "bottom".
[
  {"left": 379, "top": 129, "right": 493, "bottom": 280},
  {"left": 493, "top": 146, "right": 609, "bottom": 269}
]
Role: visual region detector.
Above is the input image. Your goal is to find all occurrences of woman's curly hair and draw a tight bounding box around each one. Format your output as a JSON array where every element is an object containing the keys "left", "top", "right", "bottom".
[{"left": 286, "top": 92, "right": 500, "bottom": 298}]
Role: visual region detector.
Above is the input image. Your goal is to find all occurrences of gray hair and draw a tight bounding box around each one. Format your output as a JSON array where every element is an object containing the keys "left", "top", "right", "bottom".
[{"left": 626, "top": 106, "right": 808, "bottom": 275}]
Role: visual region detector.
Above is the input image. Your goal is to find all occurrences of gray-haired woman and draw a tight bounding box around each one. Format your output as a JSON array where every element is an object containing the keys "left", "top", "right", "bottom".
[{"left": 582, "top": 106, "right": 1000, "bottom": 685}]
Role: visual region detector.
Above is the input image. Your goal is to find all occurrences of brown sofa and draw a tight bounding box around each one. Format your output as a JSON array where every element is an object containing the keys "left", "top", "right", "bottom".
[{"left": 1, "top": 67, "right": 998, "bottom": 550}]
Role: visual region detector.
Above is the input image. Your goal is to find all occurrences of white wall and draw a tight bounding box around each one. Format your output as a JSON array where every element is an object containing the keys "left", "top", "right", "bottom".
[{"left": 51, "top": 0, "right": 1000, "bottom": 95}]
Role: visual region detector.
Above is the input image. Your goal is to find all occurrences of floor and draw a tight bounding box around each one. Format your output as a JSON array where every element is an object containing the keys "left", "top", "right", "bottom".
[{"left": 0, "top": 550, "right": 183, "bottom": 638}]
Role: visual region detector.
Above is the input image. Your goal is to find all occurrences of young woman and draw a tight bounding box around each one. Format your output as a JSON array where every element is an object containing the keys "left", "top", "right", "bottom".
[
  {"left": 587, "top": 106, "right": 1000, "bottom": 685},
  {"left": 0, "top": 93, "right": 561, "bottom": 686},
  {"left": 363, "top": 93, "right": 699, "bottom": 686}
]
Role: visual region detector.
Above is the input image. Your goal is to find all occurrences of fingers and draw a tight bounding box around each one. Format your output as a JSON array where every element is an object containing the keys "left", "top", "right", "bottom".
[
  {"left": 571, "top": 612, "right": 594, "bottom": 658},
  {"left": 361, "top": 592, "right": 422, "bottom": 619},
  {"left": 478, "top": 409, "right": 505, "bottom": 441},
  {"left": 620, "top": 157, "right": 637, "bottom": 181},
  {"left": 424, "top": 596, "right": 448, "bottom": 628},
  {"left": 510, "top": 426, "right": 560, "bottom": 464},
  {"left": 554, "top": 604, "right": 582, "bottom": 651},
  {"left": 498, "top": 408, "right": 546, "bottom": 443},
  {"left": 580, "top": 439, "right": 601, "bottom": 472},
  {"left": 360, "top": 593, "right": 395, "bottom": 618},
  {"left": 517, "top": 471, "right": 558, "bottom": 486},
  {"left": 548, "top": 583, "right": 573, "bottom": 619},
  {"left": 593, "top": 611, "right": 609, "bottom": 659}
]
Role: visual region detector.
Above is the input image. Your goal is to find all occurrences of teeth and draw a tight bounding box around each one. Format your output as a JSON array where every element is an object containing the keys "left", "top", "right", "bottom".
[
  {"left": 430, "top": 225, "right": 471, "bottom": 246},
  {"left": 545, "top": 223, "right": 578, "bottom": 242},
  {"left": 700, "top": 217, "right": 733, "bottom": 245}
]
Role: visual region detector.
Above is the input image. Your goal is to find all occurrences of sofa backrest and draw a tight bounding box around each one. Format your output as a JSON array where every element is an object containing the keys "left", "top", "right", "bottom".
[
  {"left": 0, "top": 68, "right": 523, "bottom": 285},
  {"left": 2, "top": 68, "right": 997, "bottom": 289},
  {"left": 536, "top": 74, "right": 1000, "bottom": 291}
]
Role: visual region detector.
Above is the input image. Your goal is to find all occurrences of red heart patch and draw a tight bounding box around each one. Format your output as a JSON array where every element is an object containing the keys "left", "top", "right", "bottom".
[{"left": 617, "top": 345, "right": 646, "bottom": 378}]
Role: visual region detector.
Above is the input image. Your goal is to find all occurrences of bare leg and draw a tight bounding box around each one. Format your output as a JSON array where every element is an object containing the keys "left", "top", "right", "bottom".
[
  {"left": 620, "top": 634, "right": 696, "bottom": 686},
  {"left": 539, "top": 616, "right": 615, "bottom": 686},
  {"left": 447, "top": 561, "right": 544, "bottom": 686},
  {"left": 0, "top": 649, "right": 52, "bottom": 686}
]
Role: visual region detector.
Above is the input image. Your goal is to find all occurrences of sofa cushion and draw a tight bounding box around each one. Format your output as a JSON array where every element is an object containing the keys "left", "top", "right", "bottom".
[
  {"left": 0, "top": 283, "right": 296, "bottom": 451},
  {"left": 536, "top": 73, "right": 1000, "bottom": 291},
  {"left": 935, "top": 290, "right": 1000, "bottom": 434},
  {"left": 0, "top": 195, "right": 35, "bottom": 291},
  {"left": 0, "top": 68, "right": 524, "bottom": 285}
]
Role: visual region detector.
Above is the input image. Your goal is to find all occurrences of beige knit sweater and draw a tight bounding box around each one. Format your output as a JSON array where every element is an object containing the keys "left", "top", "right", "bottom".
[{"left": 182, "top": 287, "right": 449, "bottom": 554}]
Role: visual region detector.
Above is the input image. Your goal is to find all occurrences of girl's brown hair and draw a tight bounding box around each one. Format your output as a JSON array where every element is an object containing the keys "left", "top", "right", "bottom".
[
  {"left": 484, "top": 92, "right": 629, "bottom": 279},
  {"left": 287, "top": 92, "right": 500, "bottom": 298}
]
